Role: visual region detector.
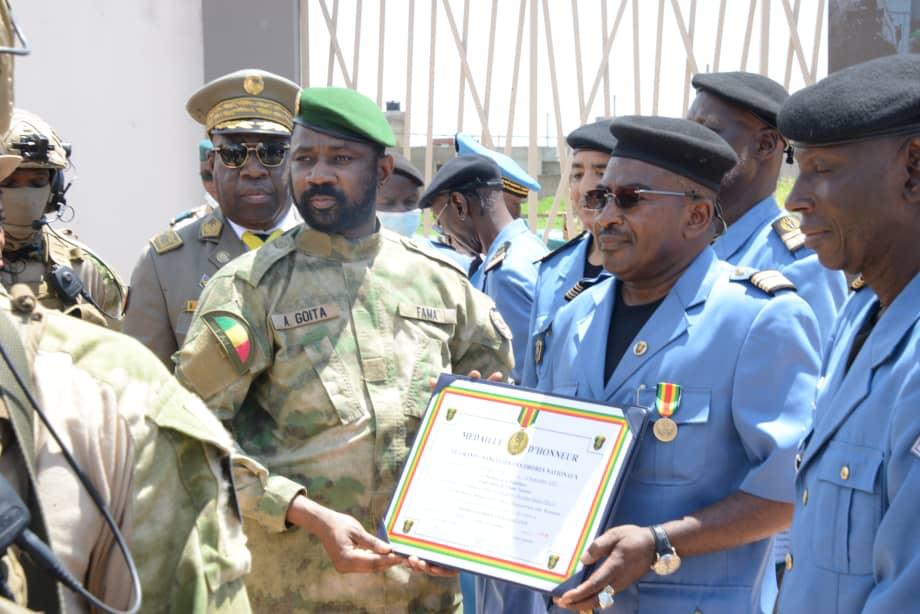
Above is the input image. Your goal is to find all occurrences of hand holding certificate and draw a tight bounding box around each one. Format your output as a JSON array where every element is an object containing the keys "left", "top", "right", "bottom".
[{"left": 382, "top": 375, "right": 647, "bottom": 593}]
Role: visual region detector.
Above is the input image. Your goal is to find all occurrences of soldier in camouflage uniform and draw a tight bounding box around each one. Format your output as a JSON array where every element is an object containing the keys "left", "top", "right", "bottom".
[
  {"left": 175, "top": 87, "right": 514, "bottom": 613},
  {"left": 0, "top": 109, "right": 127, "bottom": 328},
  {"left": 0, "top": 282, "right": 265, "bottom": 612},
  {"left": 124, "top": 69, "right": 301, "bottom": 367}
]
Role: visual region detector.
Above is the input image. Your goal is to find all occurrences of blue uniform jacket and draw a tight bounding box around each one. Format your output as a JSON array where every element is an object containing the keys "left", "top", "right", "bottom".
[
  {"left": 490, "top": 248, "right": 819, "bottom": 614},
  {"left": 520, "top": 232, "right": 611, "bottom": 388},
  {"left": 713, "top": 196, "right": 847, "bottom": 347},
  {"left": 777, "top": 273, "right": 920, "bottom": 614},
  {"left": 472, "top": 218, "right": 547, "bottom": 382}
]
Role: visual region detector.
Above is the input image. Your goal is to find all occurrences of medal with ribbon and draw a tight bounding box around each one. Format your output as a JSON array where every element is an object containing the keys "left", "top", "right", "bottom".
[
  {"left": 652, "top": 382, "right": 682, "bottom": 442},
  {"left": 507, "top": 406, "right": 539, "bottom": 455}
]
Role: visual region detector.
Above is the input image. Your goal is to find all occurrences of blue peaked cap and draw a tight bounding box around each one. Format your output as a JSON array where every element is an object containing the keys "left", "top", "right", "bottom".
[{"left": 454, "top": 133, "right": 541, "bottom": 195}]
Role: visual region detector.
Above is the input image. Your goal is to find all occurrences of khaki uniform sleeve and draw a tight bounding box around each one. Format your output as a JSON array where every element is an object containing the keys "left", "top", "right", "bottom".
[
  {"left": 174, "top": 273, "right": 307, "bottom": 532},
  {"left": 173, "top": 274, "right": 269, "bottom": 421},
  {"left": 450, "top": 283, "right": 515, "bottom": 379},
  {"left": 123, "top": 246, "right": 178, "bottom": 367}
]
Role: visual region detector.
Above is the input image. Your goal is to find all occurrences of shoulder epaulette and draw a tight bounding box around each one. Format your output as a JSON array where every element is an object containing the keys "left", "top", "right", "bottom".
[
  {"left": 730, "top": 266, "right": 796, "bottom": 294},
  {"left": 535, "top": 231, "right": 587, "bottom": 264},
  {"left": 772, "top": 215, "right": 806, "bottom": 253},
  {"left": 199, "top": 214, "right": 223, "bottom": 240},
  {"left": 850, "top": 275, "right": 866, "bottom": 291},
  {"left": 150, "top": 229, "right": 184, "bottom": 254},
  {"left": 400, "top": 237, "right": 467, "bottom": 276},
  {"left": 484, "top": 242, "right": 510, "bottom": 273}
]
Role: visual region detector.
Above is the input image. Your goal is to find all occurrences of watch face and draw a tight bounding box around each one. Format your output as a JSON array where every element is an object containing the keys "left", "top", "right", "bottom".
[{"left": 654, "top": 553, "right": 681, "bottom": 575}]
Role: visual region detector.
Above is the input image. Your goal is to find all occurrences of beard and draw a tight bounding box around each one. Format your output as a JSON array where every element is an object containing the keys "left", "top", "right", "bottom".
[{"left": 294, "top": 177, "right": 378, "bottom": 235}]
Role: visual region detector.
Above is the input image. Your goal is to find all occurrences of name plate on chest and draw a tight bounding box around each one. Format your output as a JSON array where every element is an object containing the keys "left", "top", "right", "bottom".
[{"left": 271, "top": 303, "right": 340, "bottom": 330}]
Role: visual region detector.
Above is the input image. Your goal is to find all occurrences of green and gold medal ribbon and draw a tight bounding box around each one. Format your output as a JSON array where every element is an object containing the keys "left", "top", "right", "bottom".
[
  {"left": 517, "top": 406, "right": 540, "bottom": 428},
  {"left": 655, "top": 383, "right": 682, "bottom": 418}
]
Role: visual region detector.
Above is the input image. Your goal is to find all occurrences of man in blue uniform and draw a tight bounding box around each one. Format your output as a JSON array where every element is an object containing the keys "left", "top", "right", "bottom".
[
  {"left": 537, "top": 116, "right": 820, "bottom": 614},
  {"left": 455, "top": 133, "right": 541, "bottom": 220},
  {"left": 419, "top": 155, "right": 547, "bottom": 384},
  {"left": 687, "top": 71, "right": 847, "bottom": 347},
  {"left": 776, "top": 54, "right": 920, "bottom": 614},
  {"left": 521, "top": 120, "right": 615, "bottom": 388}
]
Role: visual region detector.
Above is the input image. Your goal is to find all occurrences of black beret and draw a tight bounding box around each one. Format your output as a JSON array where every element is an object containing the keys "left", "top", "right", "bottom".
[
  {"left": 418, "top": 155, "right": 503, "bottom": 209},
  {"left": 609, "top": 115, "right": 738, "bottom": 192},
  {"left": 778, "top": 54, "right": 920, "bottom": 147},
  {"left": 389, "top": 150, "right": 425, "bottom": 186},
  {"left": 566, "top": 119, "right": 617, "bottom": 153},
  {"left": 691, "top": 71, "right": 788, "bottom": 128}
]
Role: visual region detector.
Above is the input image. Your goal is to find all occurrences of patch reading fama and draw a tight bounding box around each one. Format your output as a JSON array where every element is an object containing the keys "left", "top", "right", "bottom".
[
  {"left": 397, "top": 303, "right": 457, "bottom": 325},
  {"left": 271, "top": 303, "right": 340, "bottom": 330},
  {"left": 203, "top": 312, "right": 254, "bottom": 374}
]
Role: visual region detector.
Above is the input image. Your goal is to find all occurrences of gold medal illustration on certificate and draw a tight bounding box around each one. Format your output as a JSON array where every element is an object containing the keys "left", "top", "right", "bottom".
[
  {"left": 652, "top": 382, "right": 682, "bottom": 443},
  {"left": 507, "top": 406, "right": 539, "bottom": 455}
]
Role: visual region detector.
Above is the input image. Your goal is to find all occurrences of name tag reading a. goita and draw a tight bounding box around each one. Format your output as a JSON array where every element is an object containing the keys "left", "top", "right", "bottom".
[{"left": 271, "top": 303, "right": 340, "bottom": 330}]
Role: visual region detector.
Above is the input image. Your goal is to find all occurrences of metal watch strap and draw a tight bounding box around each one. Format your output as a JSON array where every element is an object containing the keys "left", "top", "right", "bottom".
[{"left": 651, "top": 524, "right": 673, "bottom": 556}]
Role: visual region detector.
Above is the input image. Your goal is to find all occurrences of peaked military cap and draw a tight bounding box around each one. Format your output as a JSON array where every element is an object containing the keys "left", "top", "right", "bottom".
[
  {"left": 390, "top": 150, "right": 424, "bottom": 187},
  {"left": 187, "top": 69, "right": 300, "bottom": 136},
  {"left": 455, "top": 133, "right": 540, "bottom": 197},
  {"left": 418, "top": 155, "right": 503, "bottom": 209},
  {"left": 610, "top": 115, "right": 738, "bottom": 192},
  {"left": 692, "top": 71, "right": 789, "bottom": 128},
  {"left": 198, "top": 138, "right": 213, "bottom": 161},
  {"left": 295, "top": 87, "right": 396, "bottom": 148},
  {"left": 778, "top": 54, "right": 920, "bottom": 148},
  {"left": 566, "top": 119, "right": 617, "bottom": 154}
]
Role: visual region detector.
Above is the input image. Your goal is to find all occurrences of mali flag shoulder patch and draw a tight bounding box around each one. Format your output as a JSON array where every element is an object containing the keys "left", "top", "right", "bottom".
[{"left": 203, "top": 312, "right": 254, "bottom": 374}]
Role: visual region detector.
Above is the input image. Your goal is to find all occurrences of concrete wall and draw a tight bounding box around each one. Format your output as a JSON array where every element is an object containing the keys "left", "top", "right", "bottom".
[{"left": 13, "top": 1, "right": 205, "bottom": 278}]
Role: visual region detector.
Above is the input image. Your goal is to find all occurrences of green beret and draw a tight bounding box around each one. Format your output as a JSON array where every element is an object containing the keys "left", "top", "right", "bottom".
[{"left": 295, "top": 87, "right": 396, "bottom": 148}]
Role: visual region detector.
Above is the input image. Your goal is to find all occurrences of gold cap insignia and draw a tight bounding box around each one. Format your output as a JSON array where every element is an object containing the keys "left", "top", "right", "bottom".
[{"left": 243, "top": 73, "right": 265, "bottom": 96}]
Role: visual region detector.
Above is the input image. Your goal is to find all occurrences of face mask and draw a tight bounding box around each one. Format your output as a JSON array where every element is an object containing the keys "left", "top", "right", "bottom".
[
  {"left": 2, "top": 185, "right": 51, "bottom": 241},
  {"left": 378, "top": 209, "right": 421, "bottom": 237}
]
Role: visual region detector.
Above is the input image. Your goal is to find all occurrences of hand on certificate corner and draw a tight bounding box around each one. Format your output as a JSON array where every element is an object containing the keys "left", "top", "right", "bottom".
[
  {"left": 286, "top": 494, "right": 402, "bottom": 573},
  {"left": 428, "top": 369, "right": 505, "bottom": 392},
  {"left": 553, "top": 524, "right": 656, "bottom": 611}
]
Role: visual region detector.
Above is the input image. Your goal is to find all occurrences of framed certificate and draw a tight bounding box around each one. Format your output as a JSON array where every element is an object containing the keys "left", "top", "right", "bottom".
[{"left": 381, "top": 375, "right": 648, "bottom": 593}]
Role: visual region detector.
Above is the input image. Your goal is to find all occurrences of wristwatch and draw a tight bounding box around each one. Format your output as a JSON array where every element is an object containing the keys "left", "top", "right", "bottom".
[{"left": 649, "top": 524, "right": 681, "bottom": 575}]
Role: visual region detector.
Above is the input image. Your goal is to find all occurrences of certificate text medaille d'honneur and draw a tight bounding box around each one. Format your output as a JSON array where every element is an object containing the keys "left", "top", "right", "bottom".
[{"left": 383, "top": 377, "right": 639, "bottom": 592}]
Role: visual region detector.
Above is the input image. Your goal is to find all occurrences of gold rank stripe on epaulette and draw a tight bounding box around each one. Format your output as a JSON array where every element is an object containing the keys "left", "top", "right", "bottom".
[
  {"left": 535, "top": 231, "right": 587, "bottom": 264},
  {"left": 565, "top": 280, "right": 587, "bottom": 302},
  {"left": 485, "top": 242, "right": 510, "bottom": 273},
  {"left": 749, "top": 270, "right": 797, "bottom": 294},
  {"left": 150, "top": 230, "right": 183, "bottom": 255},
  {"left": 199, "top": 215, "right": 223, "bottom": 240},
  {"left": 850, "top": 275, "right": 866, "bottom": 291},
  {"left": 502, "top": 177, "right": 529, "bottom": 197},
  {"left": 772, "top": 215, "right": 806, "bottom": 253}
]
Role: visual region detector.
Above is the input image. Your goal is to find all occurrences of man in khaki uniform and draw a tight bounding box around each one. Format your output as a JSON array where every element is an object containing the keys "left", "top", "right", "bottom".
[
  {"left": 0, "top": 109, "right": 127, "bottom": 328},
  {"left": 175, "top": 86, "right": 514, "bottom": 613},
  {"left": 124, "top": 69, "right": 300, "bottom": 367}
]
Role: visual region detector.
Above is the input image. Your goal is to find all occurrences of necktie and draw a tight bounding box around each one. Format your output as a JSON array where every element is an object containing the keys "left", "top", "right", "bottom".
[{"left": 241, "top": 229, "right": 283, "bottom": 251}]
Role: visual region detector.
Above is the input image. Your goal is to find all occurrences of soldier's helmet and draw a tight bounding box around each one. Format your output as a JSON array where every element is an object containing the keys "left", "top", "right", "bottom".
[{"left": 1, "top": 108, "right": 70, "bottom": 170}]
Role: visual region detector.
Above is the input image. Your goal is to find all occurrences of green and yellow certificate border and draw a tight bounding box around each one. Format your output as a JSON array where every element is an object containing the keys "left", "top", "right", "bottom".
[{"left": 384, "top": 378, "right": 632, "bottom": 587}]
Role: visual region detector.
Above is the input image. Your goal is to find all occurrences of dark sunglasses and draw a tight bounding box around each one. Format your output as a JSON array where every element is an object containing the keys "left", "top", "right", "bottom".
[
  {"left": 583, "top": 186, "right": 699, "bottom": 211},
  {"left": 213, "top": 142, "right": 290, "bottom": 168}
]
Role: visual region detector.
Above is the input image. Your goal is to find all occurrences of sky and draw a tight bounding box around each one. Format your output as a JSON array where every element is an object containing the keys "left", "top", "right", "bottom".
[{"left": 302, "top": 0, "right": 828, "bottom": 149}]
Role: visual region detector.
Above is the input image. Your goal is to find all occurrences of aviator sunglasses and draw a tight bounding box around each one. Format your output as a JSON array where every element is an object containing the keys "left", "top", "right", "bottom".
[
  {"left": 213, "top": 142, "right": 290, "bottom": 168},
  {"left": 583, "top": 186, "right": 699, "bottom": 211}
]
